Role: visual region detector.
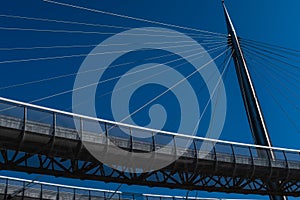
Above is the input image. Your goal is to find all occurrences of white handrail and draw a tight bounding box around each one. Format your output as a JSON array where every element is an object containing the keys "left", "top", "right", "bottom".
[{"left": 0, "top": 96, "right": 300, "bottom": 154}]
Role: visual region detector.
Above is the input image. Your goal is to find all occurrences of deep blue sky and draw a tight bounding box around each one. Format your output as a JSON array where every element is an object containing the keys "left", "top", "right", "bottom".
[{"left": 0, "top": 0, "right": 299, "bottom": 199}]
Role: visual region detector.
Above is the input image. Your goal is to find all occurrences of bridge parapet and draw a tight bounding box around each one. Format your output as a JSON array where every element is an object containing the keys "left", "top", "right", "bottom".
[{"left": 1, "top": 175, "right": 237, "bottom": 200}]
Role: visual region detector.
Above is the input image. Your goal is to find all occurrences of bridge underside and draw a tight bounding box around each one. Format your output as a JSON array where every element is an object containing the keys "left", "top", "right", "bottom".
[{"left": 0, "top": 115, "right": 300, "bottom": 197}]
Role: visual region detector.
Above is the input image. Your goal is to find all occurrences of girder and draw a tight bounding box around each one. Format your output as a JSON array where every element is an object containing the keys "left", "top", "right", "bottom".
[{"left": 0, "top": 148, "right": 300, "bottom": 196}]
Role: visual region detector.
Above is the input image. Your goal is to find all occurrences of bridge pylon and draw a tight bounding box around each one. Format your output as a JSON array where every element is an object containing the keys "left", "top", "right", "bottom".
[{"left": 222, "top": 2, "right": 286, "bottom": 200}]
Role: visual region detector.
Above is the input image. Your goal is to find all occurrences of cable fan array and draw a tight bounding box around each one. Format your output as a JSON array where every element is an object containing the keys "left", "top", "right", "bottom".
[{"left": 240, "top": 37, "right": 300, "bottom": 133}]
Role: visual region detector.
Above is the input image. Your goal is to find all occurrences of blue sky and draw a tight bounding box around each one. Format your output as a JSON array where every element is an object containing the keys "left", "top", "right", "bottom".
[{"left": 0, "top": 0, "right": 299, "bottom": 199}]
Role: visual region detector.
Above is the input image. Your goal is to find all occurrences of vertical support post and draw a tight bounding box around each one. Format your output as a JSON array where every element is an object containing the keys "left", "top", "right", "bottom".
[
  {"left": 4, "top": 178, "right": 8, "bottom": 200},
  {"left": 18, "top": 106, "right": 28, "bottom": 151},
  {"left": 73, "top": 188, "right": 76, "bottom": 200},
  {"left": 282, "top": 150, "right": 288, "bottom": 168},
  {"left": 104, "top": 122, "right": 109, "bottom": 155},
  {"left": 193, "top": 140, "right": 198, "bottom": 160},
  {"left": 282, "top": 150, "right": 290, "bottom": 183},
  {"left": 213, "top": 145, "right": 217, "bottom": 161},
  {"left": 222, "top": 1, "right": 285, "bottom": 199},
  {"left": 173, "top": 135, "right": 177, "bottom": 159},
  {"left": 152, "top": 132, "right": 156, "bottom": 151},
  {"left": 231, "top": 144, "right": 236, "bottom": 162},
  {"left": 56, "top": 186, "right": 59, "bottom": 200},
  {"left": 79, "top": 117, "right": 83, "bottom": 140},
  {"left": 231, "top": 144, "right": 237, "bottom": 177},
  {"left": 192, "top": 139, "right": 199, "bottom": 176},
  {"left": 23, "top": 106, "right": 27, "bottom": 132},
  {"left": 53, "top": 112, "right": 56, "bottom": 136},
  {"left": 105, "top": 122, "right": 109, "bottom": 144},
  {"left": 213, "top": 145, "right": 218, "bottom": 173},
  {"left": 129, "top": 127, "right": 133, "bottom": 151},
  {"left": 75, "top": 117, "right": 84, "bottom": 158},
  {"left": 22, "top": 181, "right": 25, "bottom": 200},
  {"left": 50, "top": 112, "right": 57, "bottom": 154},
  {"left": 40, "top": 184, "right": 43, "bottom": 200},
  {"left": 249, "top": 146, "right": 254, "bottom": 165},
  {"left": 249, "top": 146, "right": 256, "bottom": 179}
]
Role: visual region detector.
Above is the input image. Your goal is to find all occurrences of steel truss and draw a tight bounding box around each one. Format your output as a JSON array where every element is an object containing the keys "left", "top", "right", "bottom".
[{"left": 0, "top": 147, "right": 300, "bottom": 196}]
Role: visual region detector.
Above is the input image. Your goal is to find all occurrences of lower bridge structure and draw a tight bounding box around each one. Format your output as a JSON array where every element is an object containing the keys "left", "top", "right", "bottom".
[
  {"left": 0, "top": 97, "right": 300, "bottom": 197},
  {"left": 0, "top": 175, "right": 241, "bottom": 200}
]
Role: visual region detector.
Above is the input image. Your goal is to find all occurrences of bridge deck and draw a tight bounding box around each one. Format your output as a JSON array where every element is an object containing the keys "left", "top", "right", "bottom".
[
  {"left": 0, "top": 97, "right": 300, "bottom": 196},
  {"left": 0, "top": 175, "right": 230, "bottom": 200}
]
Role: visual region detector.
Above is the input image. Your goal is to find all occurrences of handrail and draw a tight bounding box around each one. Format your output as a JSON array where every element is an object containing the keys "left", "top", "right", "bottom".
[
  {"left": 0, "top": 96, "right": 300, "bottom": 154},
  {"left": 0, "top": 175, "right": 259, "bottom": 199},
  {"left": 0, "top": 175, "right": 121, "bottom": 193}
]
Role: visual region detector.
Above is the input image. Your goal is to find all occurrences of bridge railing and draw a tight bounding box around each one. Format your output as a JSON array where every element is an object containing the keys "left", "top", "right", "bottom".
[
  {"left": 0, "top": 97, "right": 300, "bottom": 171},
  {"left": 1, "top": 175, "right": 228, "bottom": 200}
]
